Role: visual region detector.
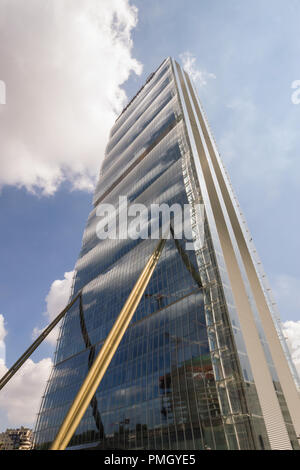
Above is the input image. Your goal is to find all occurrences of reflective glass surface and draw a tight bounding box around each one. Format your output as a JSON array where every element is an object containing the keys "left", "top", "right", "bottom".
[{"left": 34, "top": 58, "right": 295, "bottom": 450}]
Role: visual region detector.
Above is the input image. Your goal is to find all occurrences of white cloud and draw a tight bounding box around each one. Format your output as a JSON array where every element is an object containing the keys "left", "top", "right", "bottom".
[
  {"left": 282, "top": 320, "right": 300, "bottom": 377},
  {"left": 272, "top": 274, "right": 300, "bottom": 322},
  {"left": 0, "top": 356, "right": 53, "bottom": 428},
  {"left": 0, "top": 0, "right": 142, "bottom": 195},
  {"left": 0, "top": 313, "right": 53, "bottom": 429},
  {"left": 0, "top": 315, "right": 7, "bottom": 362},
  {"left": 179, "top": 51, "right": 216, "bottom": 86},
  {"left": 33, "top": 270, "right": 75, "bottom": 346},
  {"left": 0, "top": 270, "right": 74, "bottom": 430},
  {"left": 270, "top": 274, "right": 300, "bottom": 377}
]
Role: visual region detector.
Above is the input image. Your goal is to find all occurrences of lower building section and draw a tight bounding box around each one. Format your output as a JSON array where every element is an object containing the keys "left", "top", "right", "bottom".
[{"left": 0, "top": 427, "right": 33, "bottom": 450}]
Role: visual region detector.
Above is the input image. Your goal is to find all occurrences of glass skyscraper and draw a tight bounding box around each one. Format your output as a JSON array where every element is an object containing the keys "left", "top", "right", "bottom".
[{"left": 34, "top": 58, "right": 300, "bottom": 450}]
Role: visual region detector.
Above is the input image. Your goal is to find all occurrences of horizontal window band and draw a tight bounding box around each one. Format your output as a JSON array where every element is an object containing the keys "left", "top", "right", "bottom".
[{"left": 93, "top": 116, "right": 182, "bottom": 208}]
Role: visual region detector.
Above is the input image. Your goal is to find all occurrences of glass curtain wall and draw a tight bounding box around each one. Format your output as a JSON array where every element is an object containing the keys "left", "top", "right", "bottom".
[{"left": 33, "top": 58, "right": 297, "bottom": 450}]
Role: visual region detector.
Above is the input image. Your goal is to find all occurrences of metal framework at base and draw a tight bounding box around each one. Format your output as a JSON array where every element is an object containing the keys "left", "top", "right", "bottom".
[{"left": 50, "top": 237, "right": 166, "bottom": 450}]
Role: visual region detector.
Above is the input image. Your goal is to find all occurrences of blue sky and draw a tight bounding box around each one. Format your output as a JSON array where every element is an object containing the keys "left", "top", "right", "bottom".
[{"left": 0, "top": 0, "right": 299, "bottom": 431}]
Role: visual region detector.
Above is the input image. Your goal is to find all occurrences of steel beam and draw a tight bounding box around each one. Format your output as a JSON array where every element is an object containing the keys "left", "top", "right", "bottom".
[
  {"left": 50, "top": 238, "right": 166, "bottom": 450},
  {"left": 0, "top": 291, "right": 82, "bottom": 392}
]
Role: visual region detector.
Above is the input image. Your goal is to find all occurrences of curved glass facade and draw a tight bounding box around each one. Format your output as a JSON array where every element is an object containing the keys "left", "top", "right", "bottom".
[{"left": 34, "top": 58, "right": 300, "bottom": 450}]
